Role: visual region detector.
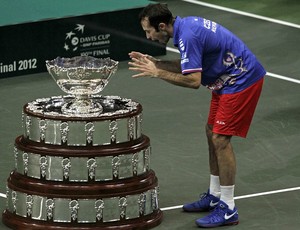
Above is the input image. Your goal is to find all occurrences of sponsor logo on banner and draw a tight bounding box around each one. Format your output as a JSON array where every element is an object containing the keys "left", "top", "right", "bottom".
[{"left": 63, "top": 24, "right": 111, "bottom": 57}]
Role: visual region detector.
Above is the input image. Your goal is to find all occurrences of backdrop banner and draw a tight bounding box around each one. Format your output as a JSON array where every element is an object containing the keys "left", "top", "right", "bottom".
[{"left": 0, "top": 7, "right": 165, "bottom": 78}]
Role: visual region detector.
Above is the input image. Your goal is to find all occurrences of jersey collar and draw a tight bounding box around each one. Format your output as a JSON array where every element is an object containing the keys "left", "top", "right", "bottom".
[{"left": 173, "top": 16, "right": 182, "bottom": 47}]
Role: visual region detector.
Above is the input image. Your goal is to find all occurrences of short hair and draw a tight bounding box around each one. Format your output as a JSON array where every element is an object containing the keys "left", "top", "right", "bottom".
[{"left": 139, "top": 3, "right": 173, "bottom": 31}]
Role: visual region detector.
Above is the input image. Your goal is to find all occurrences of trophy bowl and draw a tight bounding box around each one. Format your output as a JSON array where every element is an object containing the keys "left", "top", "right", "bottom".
[{"left": 46, "top": 56, "right": 118, "bottom": 116}]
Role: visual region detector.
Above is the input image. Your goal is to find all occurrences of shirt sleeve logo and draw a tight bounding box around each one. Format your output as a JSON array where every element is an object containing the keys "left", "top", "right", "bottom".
[
  {"left": 203, "top": 19, "right": 217, "bottom": 33},
  {"left": 179, "top": 39, "right": 185, "bottom": 51},
  {"left": 179, "top": 39, "right": 190, "bottom": 64}
]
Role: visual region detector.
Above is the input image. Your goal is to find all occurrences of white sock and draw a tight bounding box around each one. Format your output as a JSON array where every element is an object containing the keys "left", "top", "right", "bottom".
[
  {"left": 220, "top": 185, "right": 235, "bottom": 210},
  {"left": 209, "top": 175, "right": 221, "bottom": 198}
]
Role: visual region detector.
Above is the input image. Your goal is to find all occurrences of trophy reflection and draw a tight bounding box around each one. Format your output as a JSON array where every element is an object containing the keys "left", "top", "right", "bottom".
[{"left": 46, "top": 56, "right": 118, "bottom": 116}]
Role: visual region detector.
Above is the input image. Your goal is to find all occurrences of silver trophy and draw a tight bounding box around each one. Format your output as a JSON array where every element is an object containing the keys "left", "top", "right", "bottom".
[{"left": 46, "top": 56, "right": 118, "bottom": 116}]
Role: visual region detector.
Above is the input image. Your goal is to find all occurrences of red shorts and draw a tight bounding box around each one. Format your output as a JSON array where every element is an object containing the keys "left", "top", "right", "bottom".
[{"left": 207, "top": 78, "right": 264, "bottom": 138}]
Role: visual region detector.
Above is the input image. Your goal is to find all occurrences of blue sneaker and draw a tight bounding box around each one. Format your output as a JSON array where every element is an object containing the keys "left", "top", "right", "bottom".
[
  {"left": 195, "top": 200, "right": 239, "bottom": 228},
  {"left": 182, "top": 190, "right": 220, "bottom": 212}
]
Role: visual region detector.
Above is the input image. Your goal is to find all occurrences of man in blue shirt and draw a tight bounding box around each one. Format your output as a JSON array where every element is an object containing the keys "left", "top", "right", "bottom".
[{"left": 129, "top": 3, "right": 265, "bottom": 228}]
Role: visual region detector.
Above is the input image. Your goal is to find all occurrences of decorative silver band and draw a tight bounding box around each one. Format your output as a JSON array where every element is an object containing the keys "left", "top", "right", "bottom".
[
  {"left": 6, "top": 186, "right": 160, "bottom": 223},
  {"left": 22, "top": 114, "right": 142, "bottom": 146},
  {"left": 14, "top": 146, "right": 151, "bottom": 181}
]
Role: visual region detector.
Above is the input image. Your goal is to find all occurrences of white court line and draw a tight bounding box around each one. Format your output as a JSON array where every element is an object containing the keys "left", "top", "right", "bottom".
[
  {"left": 266, "top": 72, "right": 300, "bottom": 84},
  {"left": 1, "top": 186, "right": 299, "bottom": 211},
  {"left": 161, "top": 186, "right": 300, "bottom": 211},
  {"left": 182, "top": 0, "right": 300, "bottom": 29},
  {"left": 166, "top": 47, "right": 300, "bottom": 84}
]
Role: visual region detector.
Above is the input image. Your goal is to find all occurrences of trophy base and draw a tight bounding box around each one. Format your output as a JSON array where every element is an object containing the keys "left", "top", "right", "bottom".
[
  {"left": 3, "top": 170, "right": 163, "bottom": 230},
  {"left": 2, "top": 210, "right": 163, "bottom": 230},
  {"left": 3, "top": 95, "right": 163, "bottom": 230},
  {"left": 62, "top": 98, "right": 103, "bottom": 116}
]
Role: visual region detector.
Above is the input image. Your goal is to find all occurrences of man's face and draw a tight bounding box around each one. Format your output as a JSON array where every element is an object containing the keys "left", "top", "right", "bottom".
[{"left": 141, "top": 17, "right": 170, "bottom": 44}]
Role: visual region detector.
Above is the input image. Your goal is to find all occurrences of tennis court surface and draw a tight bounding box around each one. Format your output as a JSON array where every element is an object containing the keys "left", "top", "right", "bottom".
[{"left": 1, "top": 0, "right": 300, "bottom": 229}]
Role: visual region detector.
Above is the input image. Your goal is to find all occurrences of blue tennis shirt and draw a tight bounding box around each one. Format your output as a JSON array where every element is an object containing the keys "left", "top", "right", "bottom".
[{"left": 173, "top": 16, "right": 266, "bottom": 94}]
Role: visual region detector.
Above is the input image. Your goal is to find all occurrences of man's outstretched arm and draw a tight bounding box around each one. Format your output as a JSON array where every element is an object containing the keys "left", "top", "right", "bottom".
[{"left": 128, "top": 54, "right": 201, "bottom": 89}]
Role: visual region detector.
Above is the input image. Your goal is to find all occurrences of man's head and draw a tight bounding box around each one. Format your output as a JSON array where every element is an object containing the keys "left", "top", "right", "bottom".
[{"left": 139, "top": 3, "right": 174, "bottom": 44}]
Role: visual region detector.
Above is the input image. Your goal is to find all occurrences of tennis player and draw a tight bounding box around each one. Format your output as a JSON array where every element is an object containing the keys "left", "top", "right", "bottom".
[{"left": 128, "top": 3, "right": 266, "bottom": 228}]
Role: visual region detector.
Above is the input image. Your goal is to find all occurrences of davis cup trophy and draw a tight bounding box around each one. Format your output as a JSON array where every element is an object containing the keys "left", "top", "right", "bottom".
[
  {"left": 2, "top": 56, "right": 163, "bottom": 230},
  {"left": 46, "top": 56, "right": 118, "bottom": 116}
]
